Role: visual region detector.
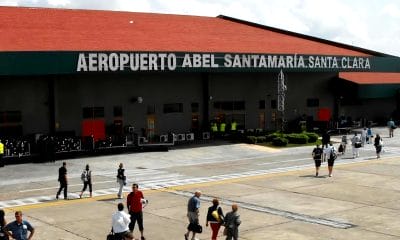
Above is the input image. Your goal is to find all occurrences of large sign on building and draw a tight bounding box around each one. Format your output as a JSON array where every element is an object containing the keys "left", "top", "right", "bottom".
[{"left": 0, "top": 51, "right": 399, "bottom": 76}]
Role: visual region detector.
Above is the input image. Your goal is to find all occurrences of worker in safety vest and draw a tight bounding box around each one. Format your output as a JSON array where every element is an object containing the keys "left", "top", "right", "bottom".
[
  {"left": 220, "top": 122, "right": 226, "bottom": 133},
  {"left": 211, "top": 122, "right": 218, "bottom": 132},
  {"left": 0, "top": 139, "right": 4, "bottom": 167},
  {"left": 231, "top": 121, "right": 237, "bottom": 131}
]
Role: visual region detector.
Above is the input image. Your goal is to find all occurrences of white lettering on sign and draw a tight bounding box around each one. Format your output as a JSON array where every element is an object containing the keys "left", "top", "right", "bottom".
[{"left": 76, "top": 53, "right": 371, "bottom": 72}]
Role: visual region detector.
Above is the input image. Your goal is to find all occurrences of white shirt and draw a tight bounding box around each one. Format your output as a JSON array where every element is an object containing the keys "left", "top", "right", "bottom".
[{"left": 112, "top": 210, "right": 131, "bottom": 233}]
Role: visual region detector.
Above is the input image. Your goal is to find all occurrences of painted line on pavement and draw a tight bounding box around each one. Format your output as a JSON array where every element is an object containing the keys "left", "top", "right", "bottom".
[{"left": 167, "top": 189, "right": 355, "bottom": 229}]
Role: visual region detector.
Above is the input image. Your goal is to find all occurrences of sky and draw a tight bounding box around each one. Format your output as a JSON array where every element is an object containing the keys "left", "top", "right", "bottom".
[{"left": 1, "top": 0, "right": 400, "bottom": 56}]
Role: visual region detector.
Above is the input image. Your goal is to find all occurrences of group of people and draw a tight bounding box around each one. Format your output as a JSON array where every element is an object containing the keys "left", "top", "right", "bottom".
[
  {"left": 111, "top": 183, "right": 147, "bottom": 240},
  {"left": 185, "top": 191, "right": 241, "bottom": 240},
  {"left": 55, "top": 162, "right": 93, "bottom": 200},
  {"left": 313, "top": 128, "right": 387, "bottom": 177}
]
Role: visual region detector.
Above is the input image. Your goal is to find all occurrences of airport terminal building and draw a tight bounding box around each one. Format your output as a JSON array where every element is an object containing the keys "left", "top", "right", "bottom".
[{"left": 1, "top": 6, "right": 400, "bottom": 143}]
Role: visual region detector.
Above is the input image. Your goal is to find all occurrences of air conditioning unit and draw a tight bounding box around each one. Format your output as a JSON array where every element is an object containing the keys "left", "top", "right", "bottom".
[
  {"left": 177, "top": 134, "right": 186, "bottom": 141},
  {"left": 173, "top": 134, "right": 178, "bottom": 142},
  {"left": 238, "top": 129, "right": 245, "bottom": 134},
  {"left": 138, "top": 137, "right": 148, "bottom": 144},
  {"left": 186, "top": 133, "right": 194, "bottom": 141},
  {"left": 160, "top": 135, "right": 168, "bottom": 143},
  {"left": 202, "top": 132, "right": 210, "bottom": 140}
]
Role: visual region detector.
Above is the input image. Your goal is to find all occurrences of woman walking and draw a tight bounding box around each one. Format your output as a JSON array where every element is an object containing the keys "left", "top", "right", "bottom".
[
  {"left": 206, "top": 198, "right": 224, "bottom": 240},
  {"left": 79, "top": 164, "right": 92, "bottom": 198},
  {"left": 374, "top": 134, "right": 383, "bottom": 158},
  {"left": 117, "top": 163, "right": 126, "bottom": 199}
]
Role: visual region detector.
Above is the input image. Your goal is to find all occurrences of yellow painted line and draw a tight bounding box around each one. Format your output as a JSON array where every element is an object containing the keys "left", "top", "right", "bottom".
[{"left": 4, "top": 156, "right": 396, "bottom": 211}]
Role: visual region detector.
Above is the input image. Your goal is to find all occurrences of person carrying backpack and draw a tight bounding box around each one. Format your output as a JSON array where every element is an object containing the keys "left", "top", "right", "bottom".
[
  {"left": 327, "top": 143, "right": 337, "bottom": 177},
  {"left": 79, "top": 164, "right": 92, "bottom": 198},
  {"left": 312, "top": 144, "right": 323, "bottom": 177}
]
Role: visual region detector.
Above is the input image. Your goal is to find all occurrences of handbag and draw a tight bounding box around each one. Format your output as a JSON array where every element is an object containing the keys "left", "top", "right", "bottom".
[
  {"left": 106, "top": 233, "right": 115, "bottom": 240},
  {"left": 188, "top": 223, "right": 203, "bottom": 233},
  {"left": 106, "top": 229, "right": 114, "bottom": 240},
  {"left": 223, "top": 227, "right": 227, "bottom": 236}
]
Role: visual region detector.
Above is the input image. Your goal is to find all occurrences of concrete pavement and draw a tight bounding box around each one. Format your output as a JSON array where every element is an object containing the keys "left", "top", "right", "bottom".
[{"left": 1, "top": 126, "right": 400, "bottom": 239}]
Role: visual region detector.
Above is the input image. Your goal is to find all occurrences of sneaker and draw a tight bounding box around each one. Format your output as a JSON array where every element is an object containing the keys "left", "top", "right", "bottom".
[
  {"left": 55, "top": 195, "right": 59, "bottom": 200},
  {"left": 329, "top": 174, "right": 332, "bottom": 177}
]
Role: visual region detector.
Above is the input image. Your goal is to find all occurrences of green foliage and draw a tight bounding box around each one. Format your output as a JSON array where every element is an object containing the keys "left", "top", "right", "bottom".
[
  {"left": 286, "top": 133, "right": 309, "bottom": 144},
  {"left": 244, "top": 136, "right": 257, "bottom": 144},
  {"left": 256, "top": 136, "right": 266, "bottom": 143},
  {"left": 266, "top": 132, "right": 284, "bottom": 142},
  {"left": 272, "top": 137, "right": 289, "bottom": 146},
  {"left": 304, "top": 132, "right": 318, "bottom": 143}
]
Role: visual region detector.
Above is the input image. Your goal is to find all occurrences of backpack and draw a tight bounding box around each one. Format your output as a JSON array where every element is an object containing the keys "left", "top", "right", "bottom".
[
  {"left": 81, "top": 170, "right": 91, "bottom": 182},
  {"left": 330, "top": 148, "right": 337, "bottom": 160},
  {"left": 313, "top": 148, "right": 322, "bottom": 159}
]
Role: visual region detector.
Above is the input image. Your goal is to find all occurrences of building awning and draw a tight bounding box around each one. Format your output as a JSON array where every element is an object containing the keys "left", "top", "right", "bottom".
[{"left": 339, "top": 72, "right": 400, "bottom": 85}]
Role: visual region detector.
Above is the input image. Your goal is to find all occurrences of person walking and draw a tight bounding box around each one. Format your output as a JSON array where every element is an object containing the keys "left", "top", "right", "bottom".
[
  {"left": 185, "top": 190, "right": 201, "bottom": 240},
  {"left": 223, "top": 204, "right": 241, "bottom": 240},
  {"left": 79, "top": 164, "right": 92, "bottom": 198},
  {"left": 117, "top": 163, "right": 126, "bottom": 199},
  {"left": 367, "top": 127, "right": 373, "bottom": 144},
  {"left": 351, "top": 133, "right": 361, "bottom": 158},
  {"left": 56, "top": 161, "right": 68, "bottom": 200},
  {"left": 321, "top": 131, "right": 330, "bottom": 148},
  {"left": 112, "top": 203, "right": 131, "bottom": 240},
  {"left": 127, "top": 183, "right": 146, "bottom": 240},
  {"left": 4, "top": 211, "right": 34, "bottom": 240},
  {"left": 327, "top": 143, "right": 337, "bottom": 177},
  {"left": 361, "top": 128, "right": 367, "bottom": 146},
  {"left": 0, "top": 209, "right": 8, "bottom": 240},
  {"left": 206, "top": 198, "right": 224, "bottom": 240},
  {"left": 374, "top": 134, "right": 383, "bottom": 159},
  {"left": 387, "top": 118, "right": 396, "bottom": 138},
  {"left": 311, "top": 145, "right": 323, "bottom": 177}
]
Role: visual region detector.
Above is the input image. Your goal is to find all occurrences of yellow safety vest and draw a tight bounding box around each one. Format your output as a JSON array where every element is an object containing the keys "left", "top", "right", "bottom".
[
  {"left": 211, "top": 123, "right": 218, "bottom": 132},
  {"left": 220, "top": 123, "right": 226, "bottom": 132},
  {"left": 0, "top": 142, "right": 4, "bottom": 154},
  {"left": 231, "top": 122, "right": 237, "bottom": 131}
]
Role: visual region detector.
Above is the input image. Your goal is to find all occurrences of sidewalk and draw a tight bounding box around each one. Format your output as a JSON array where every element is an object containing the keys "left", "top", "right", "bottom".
[{"left": 4, "top": 154, "right": 400, "bottom": 239}]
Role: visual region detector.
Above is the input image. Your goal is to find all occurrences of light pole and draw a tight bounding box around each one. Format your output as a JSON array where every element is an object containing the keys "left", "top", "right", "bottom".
[{"left": 277, "top": 69, "right": 287, "bottom": 132}]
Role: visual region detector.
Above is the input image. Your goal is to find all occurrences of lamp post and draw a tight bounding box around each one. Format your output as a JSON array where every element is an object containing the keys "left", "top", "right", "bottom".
[{"left": 277, "top": 69, "right": 287, "bottom": 132}]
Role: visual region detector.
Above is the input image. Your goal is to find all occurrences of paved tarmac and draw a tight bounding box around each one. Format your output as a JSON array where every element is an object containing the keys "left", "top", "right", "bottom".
[{"left": 1, "top": 127, "right": 400, "bottom": 239}]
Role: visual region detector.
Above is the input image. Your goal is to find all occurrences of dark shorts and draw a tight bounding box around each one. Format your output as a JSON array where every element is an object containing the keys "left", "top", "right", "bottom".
[
  {"left": 314, "top": 159, "right": 321, "bottom": 167},
  {"left": 129, "top": 211, "right": 144, "bottom": 231},
  {"left": 328, "top": 159, "right": 335, "bottom": 166}
]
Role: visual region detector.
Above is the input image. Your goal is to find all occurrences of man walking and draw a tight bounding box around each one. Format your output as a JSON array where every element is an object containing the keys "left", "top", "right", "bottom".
[
  {"left": 127, "top": 183, "right": 146, "bottom": 240},
  {"left": 56, "top": 162, "right": 68, "bottom": 200},
  {"left": 112, "top": 203, "right": 131, "bottom": 240},
  {"left": 185, "top": 190, "right": 201, "bottom": 240},
  {"left": 224, "top": 204, "right": 241, "bottom": 240},
  {"left": 4, "top": 211, "right": 35, "bottom": 240}
]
